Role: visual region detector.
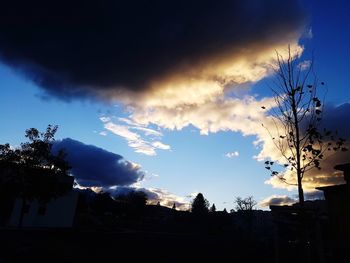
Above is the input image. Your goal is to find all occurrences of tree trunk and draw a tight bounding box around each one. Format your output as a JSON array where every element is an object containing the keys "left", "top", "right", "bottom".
[
  {"left": 292, "top": 92, "right": 305, "bottom": 206},
  {"left": 18, "top": 197, "right": 26, "bottom": 228},
  {"left": 297, "top": 170, "right": 304, "bottom": 206}
]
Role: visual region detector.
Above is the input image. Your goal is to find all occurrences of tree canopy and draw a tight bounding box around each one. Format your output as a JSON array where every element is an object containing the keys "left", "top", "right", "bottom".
[
  {"left": 0, "top": 125, "right": 71, "bottom": 202},
  {"left": 191, "top": 193, "right": 209, "bottom": 215}
]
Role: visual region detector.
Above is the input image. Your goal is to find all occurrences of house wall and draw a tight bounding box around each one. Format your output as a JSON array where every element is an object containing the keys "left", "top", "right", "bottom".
[
  {"left": 8, "top": 190, "right": 78, "bottom": 228},
  {"left": 324, "top": 187, "right": 350, "bottom": 241}
]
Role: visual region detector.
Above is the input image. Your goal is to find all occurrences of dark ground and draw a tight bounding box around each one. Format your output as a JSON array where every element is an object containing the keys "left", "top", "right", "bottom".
[{"left": 0, "top": 228, "right": 273, "bottom": 263}]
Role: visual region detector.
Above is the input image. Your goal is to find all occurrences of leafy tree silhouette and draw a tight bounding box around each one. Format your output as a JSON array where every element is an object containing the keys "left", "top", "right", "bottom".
[
  {"left": 191, "top": 193, "right": 209, "bottom": 215},
  {"left": 0, "top": 125, "right": 71, "bottom": 227},
  {"left": 262, "top": 47, "right": 347, "bottom": 206}
]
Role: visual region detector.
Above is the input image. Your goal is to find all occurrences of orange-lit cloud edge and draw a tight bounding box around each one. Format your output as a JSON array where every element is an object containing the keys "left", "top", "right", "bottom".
[{"left": 95, "top": 33, "right": 348, "bottom": 209}]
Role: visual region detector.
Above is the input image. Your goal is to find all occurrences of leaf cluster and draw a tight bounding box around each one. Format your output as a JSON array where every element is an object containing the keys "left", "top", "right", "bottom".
[{"left": 0, "top": 125, "right": 71, "bottom": 202}]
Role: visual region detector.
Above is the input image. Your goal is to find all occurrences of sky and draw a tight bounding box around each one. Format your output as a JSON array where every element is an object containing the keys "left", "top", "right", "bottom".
[{"left": 1, "top": 0, "right": 350, "bottom": 211}]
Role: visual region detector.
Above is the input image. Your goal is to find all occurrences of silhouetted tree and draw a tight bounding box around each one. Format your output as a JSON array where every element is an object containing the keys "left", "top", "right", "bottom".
[
  {"left": 262, "top": 47, "right": 346, "bottom": 206},
  {"left": 172, "top": 202, "right": 176, "bottom": 210},
  {"left": 210, "top": 203, "right": 216, "bottom": 212},
  {"left": 191, "top": 193, "right": 209, "bottom": 215},
  {"left": 0, "top": 125, "right": 71, "bottom": 226},
  {"left": 234, "top": 196, "right": 257, "bottom": 211},
  {"left": 223, "top": 208, "right": 228, "bottom": 214}
]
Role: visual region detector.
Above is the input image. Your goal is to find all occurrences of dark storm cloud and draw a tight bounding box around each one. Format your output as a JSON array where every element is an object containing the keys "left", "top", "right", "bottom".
[
  {"left": 53, "top": 138, "right": 144, "bottom": 187},
  {"left": 0, "top": 0, "right": 306, "bottom": 98},
  {"left": 321, "top": 103, "right": 350, "bottom": 139},
  {"left": 301, "top": 103, "right": 350, "bottom": 186}
]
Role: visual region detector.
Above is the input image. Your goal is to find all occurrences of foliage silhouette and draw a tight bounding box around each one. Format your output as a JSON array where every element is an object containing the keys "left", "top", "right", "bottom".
[
  {"left": 191, "top": 193, "right": 209, "bottom": 215},
  {"left": 0, "top": 125, "right": 71, "bottom": 226}
]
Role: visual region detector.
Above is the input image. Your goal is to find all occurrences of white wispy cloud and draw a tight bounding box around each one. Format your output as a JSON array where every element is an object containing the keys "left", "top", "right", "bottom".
[
  {"left": 297, "top": 60, "right": 311, "bottom": 71},
  {"left": 104, "top": 122, "right": 140, "bottom": 141},
  {"left": 152, "top": 141, "right": 171, "bottom": 150},
  {"left": 100, "top": 117, "right": 171, "bottom": 156},
  {"left": 99, "top": 131, "right": 107, "bottom": 136},
  {"left": 225, "top": 151, "right": 239, "bottom": 158},
  {"left": 128, "top": 140, "right": 157, "bottom": 156},
  {"left": 130, "top": 126, "right": 163, "bottom": 137},
  {"left": 99, "top": 116, "right": 111, "bottom": 123}
]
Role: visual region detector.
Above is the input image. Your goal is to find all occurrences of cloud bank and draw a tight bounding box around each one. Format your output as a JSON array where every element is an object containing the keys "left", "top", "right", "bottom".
[
  {"left": 52, "top": 139, "right": 188, "bottom": 209},
  {"left": 0, "top": 0, "right": 305, "bottom": 101},
  {"left": 6, "top": 0, "right": 346, "bottom": 202},
  {"left": 0, "top": 1, "right": 311, "bottom": 165},
  {"left": 53, "top": 138, "right": 145, "bottom": 187}
]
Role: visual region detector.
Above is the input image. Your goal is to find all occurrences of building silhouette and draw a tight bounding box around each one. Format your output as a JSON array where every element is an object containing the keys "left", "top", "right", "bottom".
[
  {"left": 5, "top": 175, "right": 78, "bottom": 228},
  {"left": 317, "top": 163, "right": 350, "bottom": 262}
]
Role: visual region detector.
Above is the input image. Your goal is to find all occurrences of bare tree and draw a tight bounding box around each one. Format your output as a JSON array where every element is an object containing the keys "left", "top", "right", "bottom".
[
  {"left": 234, "top": 196, "right": 257, "bottom": 211},
  {"left": 263, "top": 47, "right": 346, "bottom": 206}
]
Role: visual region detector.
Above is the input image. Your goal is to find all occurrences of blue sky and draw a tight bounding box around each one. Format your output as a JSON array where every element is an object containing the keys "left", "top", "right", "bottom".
[
  {"left": 1, "top": 0, "right": 350, "bottom": 210},
  {"left": 1, "top": 63, "right": 279, "bottom": 209}
]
